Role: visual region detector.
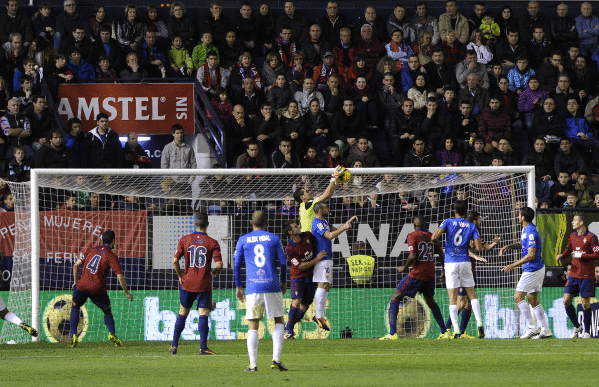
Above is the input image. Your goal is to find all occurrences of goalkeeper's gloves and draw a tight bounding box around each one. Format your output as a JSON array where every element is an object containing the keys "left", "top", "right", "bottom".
[{"left": 332, "top": 166, "right": 345, "bottom": 178}]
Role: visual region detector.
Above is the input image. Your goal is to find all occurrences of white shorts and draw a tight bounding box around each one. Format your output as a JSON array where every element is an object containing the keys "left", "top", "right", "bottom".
[
  {"left": 245, "top": 292, "right": 285, "bottom": 320},
  {"left": 313, "top": 260, "right": 333, "bottom": 284},
  {"left": 0, "top": 295, "right": 5, "bottom": 311},
  {"left": 515, "top": 267, "right": 545, "bottom": 294},
  {"left": 445, "top": 262, "right": 475, "bottom": 289}
]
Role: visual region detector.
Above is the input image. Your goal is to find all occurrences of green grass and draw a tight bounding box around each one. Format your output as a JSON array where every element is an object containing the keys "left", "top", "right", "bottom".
[{"left": 3, "top": 338, "right": 599, "bottom": 386}]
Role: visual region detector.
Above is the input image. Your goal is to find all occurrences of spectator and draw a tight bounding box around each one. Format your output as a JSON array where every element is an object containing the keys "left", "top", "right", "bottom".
[
  {"left": 551, "top": 2, "right": 577, "bottom": 54},
  {"left": 412, "top": 30, "right": 433, "bottom": 66},
  {"left": 0, "top": 98, "right": 32, "bottom": 161},
  {"left": 424, "top": 48, "right": 458, "bottom": 95},
  {"left": 118, "top": 194, "right": 145, "bottom": 211},
  {"left": 300, "top": 145, "right": 324, "bottom": 168},
  {"left": 507, "top": 56, "right": 535, "bottom": 94},
  {"left": 252, "top": 102, "right": 281, "bottom": 157},
  {"left": 377, "top": 71, "right": 402, "bottom": 127},
  {"left": 457, "top": 73, "right": 489, "bottom": 116},
  {"left": 7, "top": 145, "right": 30, "bottom": 182},
  {"left": 218, "top": 30, "right": 244, "bottom": 72},
  {"left": 266, "top": 73, "right": 292, "bottom": 112},
  {"left": 518, "top": 1, "right": 551, "bottom": 44},
  {"left": 479, "top": 12, "right": 500, "bottom": 43},
  {"left": 114, "top": 4, "right": 143, "bottom": 52},
  {"left": 32, "top": 2, "right": 59, "bottom": 49},
  {"left": 276, "top": 1, "right": 308, "bottom": 44},
  {"left": 319, "top": 1, "right": 350, "bottom": 47},
  {"left": 236, "top": 140, "right": 267, "bottom": 169},
  {"left": 13, "top": 57, "right": 40, "bottom": 93},
  {"left": 346, "top": 134, "right": 380, "bottom": 167},
  {"left": 55, "top": 0, "right": 90, "bottom": 51},
  {"left": 293, "top": 77, "right": 324, "bottom": 115},
  {"left": 271, "top": 139, "right": 300, "bottom": 168},
  {"left": 385, "top": 28, "right": 413, "bottom": 69},
  {"left": 123, "top": 132, "right": 151, "bottom": 169},
  {"left": 208, "top": 87, "right": 232, "bottom": 121},
  {"left": 550, "top": 170, "right": 574, "bottom": 207},
  {"left": 533, "top": 98, "right": 564, "bottom": 139},
  {"left": 551, "top": 74, "right": 581, "bottom": 113},
  {"left": 522, "top": 136, "right": 554, "bottom": 200},
  {"left": 83, "top": 192, "right": 104, "bottom": 211},
  {"left": 235, "top": 2, "right": 258, "bottom": 55},
  {"left": 332, "top": 27, "right": 356, "bottom": 71},
  {"left": 467, "top": 29, "right": 493, "bottom": 65},
  {"left": 517, "top": 76, "right": 549, "bottom": 132},
  {"left": 346, "top": 55, "right": 373, "bottom": 87},
  {"left": 26, "top": 95, "right": 52, "bottom": 150},
  {"left": 233, "top": 77, "right": 264, "bottom": 117},
  {"left": 436, "top": 134, "right": 462, "bottom": 166},
  {"left": 495, "top": 29, "right": 528, "bottom": 70},
  {"left": 13, "top": 75, "right": 35, "bottom": 111},
  {"left": 464, "top": 135, "right": 492, "bottom": 166},
  {"left": 197, "top": 50, "right": 228, "bottom": 95},
  {"left": 2, "top": 33, "right": 27, "bottom": 84},
  {"left": 528, "top": 27, "right": 553, "bottom": 70},
  {"left": 575, "top": 2, "right": 599, "bottom": 57},
  {"left": 400, "top": 55, "right": 425, "bottom": 93},
  {"left": 332, "top": 98, "right": 364, "bottom": 155},
  {"left": 440, "top": 31, "right": 466, "bottom": 66},
  {"left": 303, "top": 98, "right": 330, "bottom": 158},
  {"left": 166, "top": 2, "right": 195, "bottom": 52},
  {"left": 272, "top": 26, "right": 297, "bottom": 68},
  {"left": 403, "top": 136, "right": 435, "bottom": 167},
  {"left": 142, "top": 4, "right": 169, "bottom": 48},
  {"left": 536, "top": 51, "right": 564, "bottom": 92},
  {"left": 82, "top": 112, "right": 124, "bottom": 168},
  {"left": 456, "top": 50, "right": 489, "bottom": 89},
  {"left": 563, "top": 43, "right": 580, "bottom": 69},
  {"left": 65, "top": 47, "right": 95, "bottom": 83},
  {"left": 348, "top": 76, "right": 378, "bottom": 125},
  {"left": 161, "top": 123, "right": 196, "bottom": 172},
  {"left": 407, "top": 74, "right": 434, "bottom": 111},
  {"left": 388, "top": 98, "right": 423, "bottom": 164},
  {"left": 94, "top": 55, "right": 117, "bottom": 79},
  {"left": 230, "top": 52, "right": 263, "bottom": 94},
  {"left": 34, "top": 128, "right": 75, "bottom": 168},
  {"left": 467, "top": 2, "right": 486, "bottom": 35},
  {"left": 564, "top": 97, "right": 599, "bottom": 170},
  {"left": 568, "top": 55, "right": 597, "bottom": 99},
  {"left": 120, "top": 52, "right": 148, "bottom": 79},
  {"left": 137, "top": 30, "right": 169, "bottom": 78},
  {"left": 88, "top": 5, "right": 111, "bottom": 42},
  {"left": 324, "top": 143, "right": 345, "bottom": 168},
  {"left": 355, "top": 24, "right": 385, "bottom": 70},
  {"left": 574, "top": 171, "right": 594, "bottom": 207},
  {"left": 224, "top": 105, "right": 252, "bottom": 166},
  {"left": 64, "top": 117, "right": 84, "bottom": 165},
  {"left": 261, "top": 52, "right": 284, "bottom": 88},
  {"left": 313, "top": 52, "right": 341, "bottom": 92},
  {"left": 92, "top": 24, "right": 124, "bottom": 73},
  {"left": 439, "top": 0, "right": 469, "bottom": 45},
  {"left": 411, "top": 2, "right": 440, "bottom": 45},
  {"left": 301, "top": 24, "right": 329, "bottom": 69},
  {"left": 554, "top": 137, "right": 587, "bottom": 180},
  {"left": 353, "top": 6, "right": 388, "bottom": 44},
  {"left": 279, "top": 100, "right": 303, "bottom": 152},
  {"left": 478, "top": 94, "right": 511, "bottom": 152},
  {"left": 67, "top": 26, "right": 93, "bottom": 63},
  {"left": 255, "top": 2, "right": 275, "bottom": 55}
]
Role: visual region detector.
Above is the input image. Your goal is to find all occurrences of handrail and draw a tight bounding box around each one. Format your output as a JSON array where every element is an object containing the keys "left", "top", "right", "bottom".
[{"left": 40, "top": 81, "right": 67, "bottom": 134}]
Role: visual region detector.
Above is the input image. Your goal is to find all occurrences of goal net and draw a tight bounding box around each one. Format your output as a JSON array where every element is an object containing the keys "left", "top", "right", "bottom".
[{"left": 1, "top": 166, "right": 534, "bottom": 343}]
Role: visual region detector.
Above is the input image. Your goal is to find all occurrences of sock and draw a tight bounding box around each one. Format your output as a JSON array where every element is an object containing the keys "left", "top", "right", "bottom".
[
  {"left": 172, "top": 314, "right": 187, "bottom": 348},
  {"left": 247, "top": 329, "right": 259, "bottom": 368},
  {"left": 103, "top": 309, "right": 116, "bottom": 334},
  {"left": 449, "top": 305, "right": 459, "bottom": 333},
  {"left": 388, "top": 300, "right": 399, "bottom": 335},
  {"left": 272, "top": 323, "right": 284, "bottom": 362},
  {"left": 287, "top": 307, "right": 298, "bottom": 333},
  {"left": 3, "top": 311, "right": 22, "bottom": 326},
  {"left": 199, "top": 315, "right": 209, "bottom": 350},
  {"left": 529, "top": 304, "right": 537, "bottom": 327},
  {"left": 314, "top": 288, "right": 326, "bottom": 318},
  {"left": 565, "top": 304, "right": 580, "bottom": 328},
  {"left": 459, "top": 309, "right": 472, "bottom": 334},
  {"left": 70, "top": 307, "right": 80, "bottom": 336},
  {"left": 429, "top": 302, "right": 446, "bottom": 333},
  {"left": 296, "top": 308, "right": 306, "bottom": 322},
  {"left": 517, "top": 301, "right": 534, "bottom": 330},
  {"left": 583, "top": 308, "right": 592, "bottom": 333},
  {"left": 533, "top": 304, "right": 549, "bottom": 331},
  {"left": 445, "top": 316, "right": 453, "bottom": 331},
  {"left": 320, "top": 290, "right": 329, "bottom": 318},
  {"left": 470, "top": 298, "right": 483, "bottom": 327}
]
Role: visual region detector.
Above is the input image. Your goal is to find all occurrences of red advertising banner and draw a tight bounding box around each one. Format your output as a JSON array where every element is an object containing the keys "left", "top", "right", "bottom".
[
  {"left": 0, "top": 211, "right": 147, "bottom": 258},
  {"left": 57, "top": 83, "right": 195, "bottom": 134}
]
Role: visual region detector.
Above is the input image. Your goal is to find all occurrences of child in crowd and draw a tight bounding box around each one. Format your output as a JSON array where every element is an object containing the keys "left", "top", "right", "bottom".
[
  {"left": 8, "top": 146, "right": 31, "bottom": 183},
  {"left": 170, "top": 35, "right": 193, "bottom": 77},
  {"left": 208, "top": 87, "right": 232, "bottom": 121},
  {"left": 550, "top": 171, "right": 574, "bottom": 208},
  {"left": 1, "top": 192, "right": 14, "bottom": 212},
  {"left": 479, "top": 12, "right": 500, "bottom": 43},
  {"left": 95, "top": 55, "right": 117, "bottom": 79},
  {"left": 574, "top": 172, "right": 594, "bottom": 208},
  {"left": 301, "top": 146, "right": 323, "bottom": 168},
  {"left": 192, "top": 32, "right": 219, "bottom": 69},
  {"left": 563, "top": 191, "right": 579, "bottom": 208},
  {"left": 324, "top": 144, "right": 346, "bottom": 168}
]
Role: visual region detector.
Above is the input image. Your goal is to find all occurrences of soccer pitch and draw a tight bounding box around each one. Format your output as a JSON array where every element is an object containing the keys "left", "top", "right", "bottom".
[{"left": 3, "top": 339, "right": 599, "bottom": 386}]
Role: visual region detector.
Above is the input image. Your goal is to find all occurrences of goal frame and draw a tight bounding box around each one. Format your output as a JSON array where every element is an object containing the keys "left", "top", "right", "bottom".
[{"left": 28, "top": 166, "right": 535, "bottom": 341}]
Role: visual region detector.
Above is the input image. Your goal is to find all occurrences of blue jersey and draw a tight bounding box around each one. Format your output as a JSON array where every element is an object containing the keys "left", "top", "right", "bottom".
[
  {"left": 234, "top": 229, "right": 287, "bottom": 294},
  {"left": 439, "top": 217, "right": 480, "bottom": 263},
  {"left": 312, "top": 217, "right": 333, "bottom": 261},
  {"left": 521, "top": 223, "right": 544, "bottom": 272}
]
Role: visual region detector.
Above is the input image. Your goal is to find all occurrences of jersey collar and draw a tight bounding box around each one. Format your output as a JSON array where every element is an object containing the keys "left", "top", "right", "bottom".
[{"left": 194, "top": 232, "right": 207, "bottom": 235}]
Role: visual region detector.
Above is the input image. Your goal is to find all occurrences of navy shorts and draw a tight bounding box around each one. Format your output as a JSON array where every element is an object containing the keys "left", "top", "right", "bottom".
[
  {"left": 72, "top": 287, "right": 111, "bottom": 310},
  {"left": 179, "top": 287, "right": 212, "bottom": 310},
  {"left": 396, "top": 275, "right": 435, "bottom": 298},
  {"left": 565, "top": 277, "right": 596, "bottom": 298},
  {"left": 290, "top": 276, "right": 317, "bottom": 305}
]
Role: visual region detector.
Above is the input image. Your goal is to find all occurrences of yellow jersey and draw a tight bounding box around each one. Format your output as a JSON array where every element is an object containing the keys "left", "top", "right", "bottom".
[{"left": 299, "top": 197, "right": 321, "bottom": 233}]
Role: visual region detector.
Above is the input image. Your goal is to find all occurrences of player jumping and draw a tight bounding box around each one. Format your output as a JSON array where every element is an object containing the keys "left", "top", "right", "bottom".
[
  {"left": 312, "top": 202, "right": 358, "bottom": 331},
  {"left": 70, "top": 230, "right": 133, "bottom": 347},
  {"left": 556, "top": 214, "right": 599, "bottom": 339},
  {"left": 0, "top": 296, "right": 37, "bottom": 338},
  {"left": 283, "top": 220, "right": 326, "bottom": 339},
  {"left": 432, "top": 200, "right": 485, "bottom": 339},
  {"left": 500, "top": 206, "right": 552, "bottom": 339},
  {"left": 380, "top": 215, "right": 447, "bottom": 340},
  {"left": 235, "top": 211, "right": 288, "bottom": 372},
  {"left": 170, "top": 212, "right": 223, "bottom": 355}
]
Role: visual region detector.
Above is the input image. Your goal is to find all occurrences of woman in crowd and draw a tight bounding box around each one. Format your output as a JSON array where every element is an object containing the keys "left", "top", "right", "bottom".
[
  {"left": 230, "top": 52, "right": 263, "bottom": 94},
  {"left": 407, "top": 74, "right": 434, "bottom": 110},
  {"left": 467, "top": 29, "right": 493, "bottom": 65},
  {"left": 115, "top": 4, "right": 144, "bottom": 52},
  {"left": 166, "top": 2, "right": 196, "bottom": 52}
]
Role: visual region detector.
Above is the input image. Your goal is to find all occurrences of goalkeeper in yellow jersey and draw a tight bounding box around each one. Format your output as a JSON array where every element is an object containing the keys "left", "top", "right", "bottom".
[{"left": 293, "top": 166, "right": 344, "bottom": 233}]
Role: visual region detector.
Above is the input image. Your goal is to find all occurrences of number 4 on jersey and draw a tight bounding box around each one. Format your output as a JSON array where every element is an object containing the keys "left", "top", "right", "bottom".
[{"left": 86, "top": 254, "right": 101, "bottom": 274}]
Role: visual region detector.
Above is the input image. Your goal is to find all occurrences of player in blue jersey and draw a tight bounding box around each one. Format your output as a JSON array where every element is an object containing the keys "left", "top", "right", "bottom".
[
  {"left": 500, "top": 206, "right": 553, "bottom": 339},
  {"left": 311, "top": 201, "right": 358, "bottom": 331},
  {"left": 234, "top": 211, "right": 288, "bottom": 372},
  {"left": 432, "top": 200, "right": 485, "bottom": 339}
]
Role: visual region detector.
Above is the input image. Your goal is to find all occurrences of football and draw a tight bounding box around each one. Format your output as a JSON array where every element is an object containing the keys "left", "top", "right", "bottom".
[
  {"left": 43, "top": 294, "right": 88, "bottom": 342},
  {"left": 338, "top": 168, "right": 352, "bottom": 184}
]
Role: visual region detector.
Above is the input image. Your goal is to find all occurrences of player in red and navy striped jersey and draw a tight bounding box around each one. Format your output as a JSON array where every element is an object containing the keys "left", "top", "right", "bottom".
[
  {"left": 557, "top": 214, "right": 599, "bottom": 339},
  {"left": 380, "top": 215, "right": 447, "bottom": 340},
  {"left": 171, "top": 212, "right": 223, "bottom": 355},
  {"left": 282, "top": 220, "right": 326, "bottom": 339},
  {"left": 70, "top": 230, "right": 133, "bottom": 347}
]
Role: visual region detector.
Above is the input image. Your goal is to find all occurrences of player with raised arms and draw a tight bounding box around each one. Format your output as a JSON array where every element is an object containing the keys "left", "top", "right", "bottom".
[
  {"left": 311, "top": 202, "right": 358, "bottom": 331},
  {"left": 283, "top": 219, "right": 326, "bottom": 339},
  {"left": 379, "top": 215, "right": 447, "bottom": 340},
  {"left": 0, "top": 298, "right": 37, "bottom": 338},
  {"left": 431, "top": 200, "right": 485, "bottom": 339},
  {"left": 442, "top": 210, "right": 500, "bottom": 339},
  {"left": 556, "top": 214, "right": 599, "bottom": 339},
  {"left": 235, "top": 210, "right": 288, "bottom": 372},
  {"left": 69, "top": 230, "right": 133, "bottom": 347},
  {"left": 170, "top": 212, "right": 223, "bottom": 355},
  {"left": 500, "top": 206, "right": 552, "bottom": 339}
]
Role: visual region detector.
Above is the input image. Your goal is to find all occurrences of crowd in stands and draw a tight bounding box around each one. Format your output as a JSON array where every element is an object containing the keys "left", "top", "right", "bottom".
[{"left": 3, "top": 0, "right": 599, "bottom": 210}]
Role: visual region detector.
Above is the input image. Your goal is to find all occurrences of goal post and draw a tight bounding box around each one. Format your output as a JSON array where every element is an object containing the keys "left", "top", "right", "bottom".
[{"left": 2, "top": 166, "right": 535, "bottom": 343}]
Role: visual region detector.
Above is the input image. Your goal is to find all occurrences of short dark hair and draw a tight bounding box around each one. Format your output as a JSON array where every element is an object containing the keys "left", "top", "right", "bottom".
[
  {"left": 102, "top": 230, "right": 116, "bottom": 245},
  {"left": 314, "top": 201, "right": 327, "bottom": 214},
  {"left": 293, "top": 189, "right": 304, "bottom": 204},
  {"left": 465, "top": 210, "right": 480, "bottom": 224},
  {"left": 171, "top": 123, "right": 184, "bottom": 133},
  {"left": 413, "top": 215, "right": 427, "bottom": 229},
  {"left": 454, "top": 200, "right": 467, "bottom": 216},
  {"left": 206, "top": 50, "right": 218, "bottom": 58},
  {"left": 96, "top": 112, "right": 108, "bottom": 121},
  {"left": 520, "top": 207, "right": 535, "bottom": 222},
  {"left": 195, "top": 212, "right": 209, "bottom": 228},
  {"left": 67, "top": 117, "right": 81, "bottom": 131},
  {"left": 99, "top": 24, "right": 112, "bottom": 34},
  {"left": 282, "top": 219, "right": 297, "bottom": 237}
]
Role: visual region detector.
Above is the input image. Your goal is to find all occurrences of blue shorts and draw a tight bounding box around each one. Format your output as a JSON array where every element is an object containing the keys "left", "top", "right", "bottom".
[
  {"left": 565, "top": 277, "right": 596, "bottom": 298},
  {"left": 179, "top": 287, "right": 212, "bottom": 310},
  {"left": 290, "top": 276, "right": 317, "bottom": 305},
  {"left": 396, "top": 275, "right": 435, "bottom": 298},
  {"left": 72, "top": 287, "right": 111, "bottom": 310}
]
